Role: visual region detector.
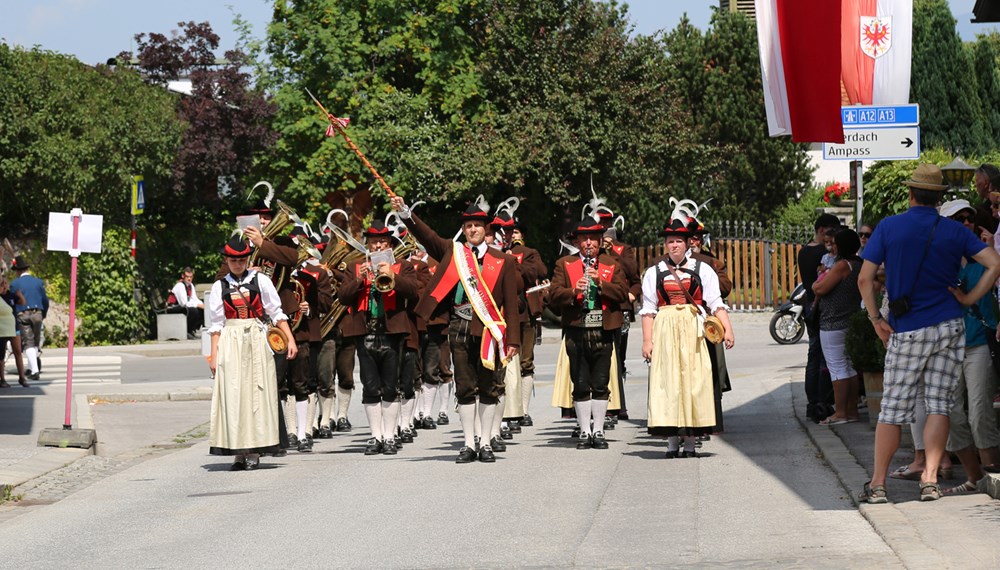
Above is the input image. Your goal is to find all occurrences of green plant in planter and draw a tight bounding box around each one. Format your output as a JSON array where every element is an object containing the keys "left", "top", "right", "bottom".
[{"left": 845, "top": 310, "right": 886, "bottom": 373}]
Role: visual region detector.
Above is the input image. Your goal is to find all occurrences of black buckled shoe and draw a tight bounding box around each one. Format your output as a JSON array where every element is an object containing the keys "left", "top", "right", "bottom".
[
  {"left": 500, "top": 425, "right": 513, "bottom": 440},
  {"left": 297, "top": 437, "right": 313, "bottom": 453},
  {"left": 665, "top": 450, "right": 679, "bottom": 459},
  {"left": 577, "top": 434, "right": 592, "bottom": 450},
  {"left": 591, "top": 432, "right": 609, "bottom": 449},
  {"left": 520, "top": 414, "right": 533, "bottom": 427},
  {"left": 382, "top": 439, "right": 398, "bottom": 455},
  {"left": 230, "top": 458, "right": 247, "bottom": 471},
  {"left": 244, "top": 456, "right": 260, "bottom": 470},
  {"left": 456, "top": 446, "right": 477, "bottom": 463},
  {"left": 336, "top": 418, "right": 352, "bottom": 432},
  {"left": 603, "top": 417, "right": 615, "bottom": 431},
  {"left": 478, "top": 445, "right": 496, "bottom": 463},
  {"left": 571, "top": 426, "right": 581, "bottom": 439},
  {"left": 508, "top": 421, "right": 522, "bottom": 434},
  {"left": 680, "top": 449, "right": 698, "bottom": 458},
  {"left": 317, "top": 425, "right": 334, "bottom": 439},
  {"left": 490, "top": 436, "right": 507, "bottom": 453},
  {"left": 400, "top": 429, "right": 414, "bottom": 444},
  {"left": 437, "top": 412, "right": 450, "bottom": 425},
  {"left": 287, "top": 433, "right": 299, "bottom": 447},
  {"left": 409, "top": 425, "right": 419, "bottom": 438},
  {"left": 421, "top": 416, "right": 437, "bottom": 430},
  {"left": 364, "top": 438, "right": 383, "bottom": 455}
]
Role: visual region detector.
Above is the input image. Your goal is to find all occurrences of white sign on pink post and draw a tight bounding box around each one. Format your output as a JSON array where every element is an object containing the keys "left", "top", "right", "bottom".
[{"left": 47, "top": 209, "right": 103, "bottom": 429}]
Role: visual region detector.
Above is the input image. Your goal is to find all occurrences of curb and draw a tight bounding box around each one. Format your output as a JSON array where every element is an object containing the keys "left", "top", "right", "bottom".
[
  {"left": 86, "top": 388, "right": 213, "bottom": 404},
  {"left": 789, "top": 380, "right": 948, "bottom": 569}
]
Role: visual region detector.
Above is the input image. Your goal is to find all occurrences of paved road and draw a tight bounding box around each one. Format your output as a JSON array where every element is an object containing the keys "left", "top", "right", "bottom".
[{"left": 0, "top": 314, "right": 903, "bottom": 567}]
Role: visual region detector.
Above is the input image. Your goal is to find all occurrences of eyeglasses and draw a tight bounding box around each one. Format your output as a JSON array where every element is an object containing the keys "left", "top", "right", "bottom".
[{"left": 858, "top": 232, "right": 872, "bottom": 238}]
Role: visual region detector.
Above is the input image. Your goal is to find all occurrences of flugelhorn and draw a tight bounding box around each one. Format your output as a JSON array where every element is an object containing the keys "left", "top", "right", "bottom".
[{"left": 374, "top": 270, "right": 395, "bottom": 293}]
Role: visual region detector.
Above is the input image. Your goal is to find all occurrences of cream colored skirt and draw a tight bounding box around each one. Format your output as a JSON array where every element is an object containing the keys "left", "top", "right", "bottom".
[
  {"left": 209, "top": 319, "right": 280, "bottom": 454},
  {"left": 647, "top": 305, "right": 715, "bottom": 428}
]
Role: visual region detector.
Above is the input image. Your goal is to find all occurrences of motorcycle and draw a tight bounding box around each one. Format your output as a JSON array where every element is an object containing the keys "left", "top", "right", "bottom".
[{"left": 769, "top": 283, "right": 807, "bottom": 345}]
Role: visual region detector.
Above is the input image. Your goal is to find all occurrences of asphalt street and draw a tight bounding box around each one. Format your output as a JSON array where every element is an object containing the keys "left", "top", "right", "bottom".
[{"left": 0, "top": 314, "right": 904, "bottom": 568}]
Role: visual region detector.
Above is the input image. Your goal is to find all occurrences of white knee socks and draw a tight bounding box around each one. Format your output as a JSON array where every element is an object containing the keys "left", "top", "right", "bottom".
[
  {"left": 381, "top": 400, "right": 400, "bottom": 441},
  {"left": 438, "top": 382, "right": 455, "bottom": 415},
  {"left": 667, "top": 435, "right": 680, "bottom": 452},
  {"left": 591, "top": 399, "right": 609, "bottom": 434},
  {"left": 295, "top": 399, "right": 309, "bottom": 440},
  {"left": 307, "top": 394, "right": 318, "bottom": 431},
  {"left": 285, "top": 397, "right": 298, "bottom": 435},
  {"left": 491, "top": 396, "right": 505, "bottom": 440},
  {"left": 364, "top": 402, "right": 383, "bottom": 441},
  {"left": 400, "top": 398, "right": 416, "bottom": 430},
  {"left": 478, "top": 401, "right": 497, "bottom": 447},
  {"left": 319, "top": 395, "right": 334, "bottom": 429},
  {"left": 421, "top": 384, "right": 438, "bottom": 418},
  {"left": 458, "top": 403, "right": 477, "bottom": 448},
  {"left": 574, "top": 400, "right": 593, "bottom": 436},
  {"left": 682, "top": 435, "right": 697, "bottom": 452},
  {"left": 336, "top": 386, "right": 353, "bottom": 420}
]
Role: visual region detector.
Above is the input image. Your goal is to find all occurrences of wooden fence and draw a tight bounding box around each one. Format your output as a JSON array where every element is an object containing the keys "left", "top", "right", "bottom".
[{"left": 635, "top": 239, "right": 803, "bottom": 311}]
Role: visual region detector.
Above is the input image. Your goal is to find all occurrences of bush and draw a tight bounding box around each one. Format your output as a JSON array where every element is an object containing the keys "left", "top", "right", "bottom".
[
  {"left": 845, "top": 310, "right": 886, "bottom": 372},
  {"left": 75, "top": 226, "right": 151, "bottom": 345}
]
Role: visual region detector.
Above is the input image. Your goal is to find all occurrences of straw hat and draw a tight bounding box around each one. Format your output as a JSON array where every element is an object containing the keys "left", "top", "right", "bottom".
[{"left": 903, "top": 164, "right": 948, "bottom": 191}]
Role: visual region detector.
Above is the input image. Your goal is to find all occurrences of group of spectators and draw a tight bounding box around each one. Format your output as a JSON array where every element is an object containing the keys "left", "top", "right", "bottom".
[
  {"left": 801, "top": 163, "right": 1000, "bottom": 504},
  {"left": 1, "top": 256, "right": 49, "bottom": 388}
]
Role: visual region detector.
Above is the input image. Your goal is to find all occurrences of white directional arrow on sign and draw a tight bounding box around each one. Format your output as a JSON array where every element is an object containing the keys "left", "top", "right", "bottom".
[{"left": 822, "top": 126, "right": 920, "bottom": 161}]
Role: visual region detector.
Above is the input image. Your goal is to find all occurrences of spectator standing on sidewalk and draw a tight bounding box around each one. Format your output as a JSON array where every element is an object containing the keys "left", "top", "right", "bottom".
[
  {"left": 858, "top": 164, "right": 1000, "bottom": 504},
  {"left": 166, "top": 267, "right": 205, "bottom": 340},
  {"left": 798, "top": 213, "right": 841, "bottom": 422},
  {"left": 9, "top": 256, "right": 48, "bottom": 381},
  {"left": 0, "top": 275, "right": 27, "bottom": 387},
  {"left": 937, "top": 199, "right": 1000, "bottom": 495}
]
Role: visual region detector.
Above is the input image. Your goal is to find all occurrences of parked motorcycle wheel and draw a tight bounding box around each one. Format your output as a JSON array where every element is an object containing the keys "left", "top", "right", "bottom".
[{"left": 769, "top": 311, "right": 805, "bottom": 345}]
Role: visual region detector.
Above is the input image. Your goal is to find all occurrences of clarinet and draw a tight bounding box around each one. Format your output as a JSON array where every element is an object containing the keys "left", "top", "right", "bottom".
[{"left": 583, "top": 255, "right": 597, "bottom": 311}]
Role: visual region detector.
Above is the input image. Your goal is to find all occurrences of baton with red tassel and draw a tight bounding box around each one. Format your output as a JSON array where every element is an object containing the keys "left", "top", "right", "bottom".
[{"left": 305, "top": 88, "right": 397, "bottom": 199}]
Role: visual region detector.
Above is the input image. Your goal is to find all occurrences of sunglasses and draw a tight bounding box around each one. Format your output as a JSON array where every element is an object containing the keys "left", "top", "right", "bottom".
[
  {"left": 858, "top": 232, "right": 872, "bottom": 238},
  {"left": 953, "top": 214, "right": 974, "bottom": 223}
]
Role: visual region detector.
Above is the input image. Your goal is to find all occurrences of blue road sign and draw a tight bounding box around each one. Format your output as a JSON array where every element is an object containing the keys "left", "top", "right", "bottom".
[{"left": 841, "top": 104, "right": 919, "bottom": 128}]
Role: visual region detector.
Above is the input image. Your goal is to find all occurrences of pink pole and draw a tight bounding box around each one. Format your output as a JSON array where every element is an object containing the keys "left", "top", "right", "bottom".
[{"left": 64, "top": 214, "right": 80, "bottom": 429}]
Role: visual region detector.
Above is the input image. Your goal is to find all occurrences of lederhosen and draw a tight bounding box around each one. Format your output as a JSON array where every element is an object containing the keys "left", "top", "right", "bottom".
[
  {"left": 352, "top": 264, "right": 405, "bottom": 405},
  {"left": 447, "top": 252, "right": 505, "bottom": 406},
  {"left": 564, "top": 258, "right": 616, "bottom": 402}
]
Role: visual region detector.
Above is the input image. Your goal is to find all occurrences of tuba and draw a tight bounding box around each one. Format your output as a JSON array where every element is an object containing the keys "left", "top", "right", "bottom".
[{"left": 248, "top": 200, "right": 299, "bottom": 289}]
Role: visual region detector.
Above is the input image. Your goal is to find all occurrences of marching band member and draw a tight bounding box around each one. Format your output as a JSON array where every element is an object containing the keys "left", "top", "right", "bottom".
[
  {"left": 549, "top": 219, "right": 630, "bottom": 449},
  {"left": 391, "top": 195, "right": 521, "bottom": 464},
  {"left": 508, "top": 222, "right": 548, "bottom": 427},
  {"left": 639, "top": 210, "right": 735, "bottom": 458},
  {"left": 337, "top": 220, "right": 420, "bottom": 455}
]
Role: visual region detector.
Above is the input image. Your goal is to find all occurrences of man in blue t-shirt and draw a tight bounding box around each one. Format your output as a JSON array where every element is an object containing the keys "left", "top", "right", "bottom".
[{"left": 857, "top": 164, "right": 1000, "bottom": 504}]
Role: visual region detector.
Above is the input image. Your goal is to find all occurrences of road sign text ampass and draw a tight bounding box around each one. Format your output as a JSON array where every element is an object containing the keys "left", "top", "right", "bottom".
[{"left": 823, "top": 126, "right": 920, "bottom": 161}]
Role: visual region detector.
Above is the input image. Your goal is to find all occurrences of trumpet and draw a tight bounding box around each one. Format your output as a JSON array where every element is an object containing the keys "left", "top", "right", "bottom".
[{"left": 374, "top": 271, "right": 395, "bottom": 293}]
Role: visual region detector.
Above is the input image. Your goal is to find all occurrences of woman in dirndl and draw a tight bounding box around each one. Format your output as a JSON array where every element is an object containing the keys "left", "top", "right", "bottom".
[
  {"left": 207, "top": 235, "right": 297, "bottom": 471},
  {"left": 640, "top": 214, "right": 734, "bottom": 458}
]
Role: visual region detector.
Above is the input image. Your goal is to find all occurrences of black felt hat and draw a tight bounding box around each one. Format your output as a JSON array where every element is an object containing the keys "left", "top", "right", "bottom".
[
  {"left": 11, "top": 256, "right": 29, "bottom": 270},
  {"left": 661, "top": 218, "right": 691, "bottom": 238},
  {"left": 460, "top": 202, "right": 490, "bottom": 224},
  {"left": 221, "top": 235, "right": 252, "bottom": 258},
  {"left": 363, "top": 220, "right": 393, "bottom": 238}
]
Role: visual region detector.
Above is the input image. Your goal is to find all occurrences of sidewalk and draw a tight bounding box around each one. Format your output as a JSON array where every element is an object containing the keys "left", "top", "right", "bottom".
[
  {"left": 0, "top": 339, "right": 213, "bottom": 491},
  {"left": 790, "top": 377, "right": 1000, "bottom": 569}
]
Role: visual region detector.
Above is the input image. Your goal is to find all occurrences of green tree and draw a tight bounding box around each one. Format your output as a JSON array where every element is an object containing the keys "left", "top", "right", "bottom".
[
  {"left": 666, "top": 10, "right": 814, "bottom": 224},
  {"left": 911, "top": 0, "right": 988, "bottom": 153},
  {"left": 0, "top": 46, "right": 182, "bottom": 236},
  {"left": 972, "top": 36, "right": 1000, "bottom": 146}
]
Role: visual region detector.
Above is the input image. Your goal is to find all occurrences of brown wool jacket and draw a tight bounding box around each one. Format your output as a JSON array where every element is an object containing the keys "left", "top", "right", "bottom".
[
  {"left": 549, "top": 253, "right": 630, "bottom": 331},
  {"left": 403, "top": 213, "right": 521, "bottom": 348},
  {"left": 337, "top": 258, "right": 420, "bottom": 338},
  {"left": 291, "top": 260, "right": 334, "bottom": 342}
]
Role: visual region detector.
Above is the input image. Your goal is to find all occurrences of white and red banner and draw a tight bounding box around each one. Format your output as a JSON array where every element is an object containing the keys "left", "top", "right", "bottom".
[
  {"left": 842, "top": 0, "right": 913, "bottom": 106},
  {"left": 756, "top": 0, "right": 912, "bottom": 143},
  {"left": 756, "top": 0, "right": 845, "bottom": 143}
]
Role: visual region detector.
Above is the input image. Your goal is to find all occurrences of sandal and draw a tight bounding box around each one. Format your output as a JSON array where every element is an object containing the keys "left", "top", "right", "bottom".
[
  {"left": 859, "top": 482, "right": 888, "bottom": 504},
  {"left": 819, "top": 416, "right": 850, "bottom": 425},
  {"left": 943, "top": 480, "right": 979, "bottom": 496},
  {"left": 919, "top": 482, "right": 942, "bottom": 502},
  {"left": 888, "top": 465, "right": 923, "bottom": 481},
  {"left": 0, "top": 380, "right": 10, "bottom": 388}
]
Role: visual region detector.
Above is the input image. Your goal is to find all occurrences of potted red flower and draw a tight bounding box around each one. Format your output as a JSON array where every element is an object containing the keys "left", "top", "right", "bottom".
[{"left": 823, "top": 182, "right": 851, "bottom": 206}]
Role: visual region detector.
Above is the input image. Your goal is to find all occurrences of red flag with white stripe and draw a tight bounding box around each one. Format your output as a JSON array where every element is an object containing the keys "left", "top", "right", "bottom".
[{"left": 756, "top": 0, "right": 845, "bottom": 143}]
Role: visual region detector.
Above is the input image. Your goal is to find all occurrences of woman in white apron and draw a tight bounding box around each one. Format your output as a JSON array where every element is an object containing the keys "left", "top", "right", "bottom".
[
  {"left": 640, "top": 213, "right": 734, "bottom": 458},
  {"left": 207, "top": 235, "right": 297, "bottom": 470}
]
